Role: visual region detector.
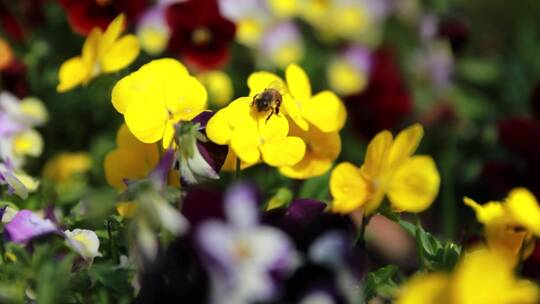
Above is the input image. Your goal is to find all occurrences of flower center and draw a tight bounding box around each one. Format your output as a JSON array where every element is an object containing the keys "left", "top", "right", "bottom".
[
  {"left": 233, "top": 240, "right": 252, "bottom": 263},
  {"left": 192, "top": 27, "right": 212, "bottom": 46}
]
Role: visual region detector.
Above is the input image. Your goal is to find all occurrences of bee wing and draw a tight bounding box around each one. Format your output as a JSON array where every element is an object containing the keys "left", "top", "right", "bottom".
[{"left": 267, "top": 80, "right": 287, "bottom": 95}]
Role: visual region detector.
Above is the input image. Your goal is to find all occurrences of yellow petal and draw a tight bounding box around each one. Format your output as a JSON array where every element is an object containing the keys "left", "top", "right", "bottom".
[
  {"left": 280, "top": 124, "right": 341, "bottom": 179},
  {"left": 220, "top": 147, "right": 259, "bottom": 171},
  {"left": 282, "top": 93, "right": 308, "bottom": 130},
  {"left": 99, "top": 14, "right": 125, "bottom": 55},
  {"left": 303, "top": 91, "right": 346, "bottom": 133},
  {"left": 19, "top": 97, "right": 48, "bottom": 124},
  {"left": 285, "top": 63, "right": 311, "bottom": 102},
  {"left": 226, "top": 97, "right": 258, "bottom": 129},
  {"left": 206, "top": 108, "right": 232, "bottom": 145},
  {"left": 104, "top": 147, "right": 158, "bottom": 190},
  {"left": 167, "top": 76, "right": 207, "bottom": 121},
  {"left": 506, "top": 188, "right": 540, "bottom": 236},
  {"left": 452, "top": 248, "right": 540, "bottom": 304},
  {"left": 396, "top": 273, "right": 449, "bottom": 304},
  {"left": 100, "top": 34, "right": 140, "bottom": 73},
  {"left": 361, "top": 130, "right": 393, "bottom": 179},
  {"left": 330, "top": 162, "right": 368, "bottom": 213},
  {"left": 124, "top": 100, "right": 168, "bottom": 143},
  {"left": 162, "top": 120, "right": 176, "bottom": 149},
  {"left": 57, "top": 57, "right": 89, "bottom": 92},
  {"left": 388, "top": 124, "right": 424, "bottom": 170},
  {"left": 387, "top": 155, "right": 440, "bottom": 213},
  {"left": 463, "top": 197, "right": 506, "bottom": 225},
  {"left": 82, "top": 28, "right": 101, "bottom": 67},
  {"left": 247, "top": 71, "right": 284, "bottom": 97},
  {"left": 13, "top": 129, "right": 43, "bottom": 157},
  {"left": 117, "top": 201, "right": 137, "bottom": 218},
  {"left": 230, "top": 127, "right": 261, "bottom": 164},
  {"left": 258, "top": 112, "right": 289, "bottom": 142},
  {"left": 260, "top": 136, "right": 305, "bottom": 167},
  {"left": 112, "top": 58, "right": 188, "bottom": 114},
  {"left": 116, "top": 124, "right": 160, "bottom": 164}
]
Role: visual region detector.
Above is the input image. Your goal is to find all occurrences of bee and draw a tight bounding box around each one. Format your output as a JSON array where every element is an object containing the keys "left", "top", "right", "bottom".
[{"left": 251, "top": 81, "right": 283, "bottom": 122}]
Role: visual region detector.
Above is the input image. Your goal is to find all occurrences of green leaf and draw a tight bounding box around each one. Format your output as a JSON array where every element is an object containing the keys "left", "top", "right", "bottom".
[{"left": 363, "top": 265, "right": 400, "bottom": 301}]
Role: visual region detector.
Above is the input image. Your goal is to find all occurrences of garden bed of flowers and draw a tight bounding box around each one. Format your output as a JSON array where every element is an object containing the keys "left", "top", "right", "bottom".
[{"left": 2, "top": 0, "right": 540, "bottom": 303}]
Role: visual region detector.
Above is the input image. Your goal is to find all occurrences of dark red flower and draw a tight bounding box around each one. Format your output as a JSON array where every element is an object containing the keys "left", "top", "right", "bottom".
[
  {"left": 58, "top": 0, "right": 147, "bottom": 35},
  {"left": 165, "top": 0, "right": 235, "bottom": 71},
  {"left": 344, "top": 47, "right": 412, "bottom": 139},
  {"left": 1, "top": 60, "right": 28, "bottom": 98},
  {"left": 437, "top": 16, "right": 469, "bottom": 53},
  {"left": 0, "top": 0, "right": 46, "bottom": 41},
  {"left": 498, "top": 117, "right": 540, "bottom": 164}
]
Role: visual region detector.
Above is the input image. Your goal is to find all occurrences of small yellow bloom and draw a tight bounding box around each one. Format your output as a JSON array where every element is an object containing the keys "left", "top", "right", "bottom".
[
  {"left": 197, "top": 70, "right": 234, "bottom": 107},
  {"left": 328, "top": 58, "right": 368, "bottom": 96},
  {"left": 112, "top": 58, "right": 207, "bottom": 147},
  {"left": 104, "top": 124, "right": 159, "bottom": 190},
  {"left": 12, "top": 129, "right": 43, "bottom": 157},
  {"left": 236, "top": 18, "right": 265, "bottom": 47},
  {"left": 57, "top": 14, "right": 140, "bottom": 92},
  {"left": 330, "top": 124, "right": 440, "bottom": 214},
  {"left": 207, "top": 97, "right": 305, "bottom": 167},
  {"left": 42, "top": 152, "right": 91, "bottom": 183},
  {"left": 117, "top": 201, "right": 137, "bottom": 218},
  {"left": 266, "top": 0, "right": 301, "bottom": 19},
  {"left": 279, "top": 121, "right": 341, "bottom": 179},
  {"left": 464, "top": 188, "right": 540, "bottom": 263},
  {"left": 396, "top": 248, "right": 540, "bottom": 304},
  {"left": 0, "top": 38, "right": 13, "bottom": 70}
]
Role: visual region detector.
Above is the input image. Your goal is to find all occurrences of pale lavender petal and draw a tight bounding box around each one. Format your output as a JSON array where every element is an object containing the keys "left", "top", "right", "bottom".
[
  {"left": 343, "top": 45, "right": 372, "bottom": 76},
  {"left": 308, "top": 231, "right": 349, "bottom": 269},
  {"left": 196, "top": 220, "right": 235, "bottom": 274},
  {"left": 261, "top": 22, "right": 302, "bottom": 56},
  {"left": 4, "top": 210, "right": 59, "bottom": 244},
  {"left": 224, "top": 183, "right": 259, "bottom": 228}
]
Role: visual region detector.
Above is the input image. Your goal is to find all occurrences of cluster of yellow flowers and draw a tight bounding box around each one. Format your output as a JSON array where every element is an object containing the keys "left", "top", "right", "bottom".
[{"left": 206, "top": 63, "right": 346, "bottom": 179}]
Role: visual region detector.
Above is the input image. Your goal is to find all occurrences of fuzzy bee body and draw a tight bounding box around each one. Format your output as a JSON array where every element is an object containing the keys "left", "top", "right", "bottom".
[{"left": 251, "top": 88, "right": 283, "bottom": 122}]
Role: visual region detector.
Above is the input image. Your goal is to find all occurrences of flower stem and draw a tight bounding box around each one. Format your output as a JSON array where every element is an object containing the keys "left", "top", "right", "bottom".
[{"left": 235, "top": 157, "right": 241, "bottom": 180}]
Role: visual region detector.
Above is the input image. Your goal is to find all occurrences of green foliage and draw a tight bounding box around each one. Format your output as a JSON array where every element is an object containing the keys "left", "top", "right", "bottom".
[{"left": 362, "top": 265, "right": 401, "bottom": 301}]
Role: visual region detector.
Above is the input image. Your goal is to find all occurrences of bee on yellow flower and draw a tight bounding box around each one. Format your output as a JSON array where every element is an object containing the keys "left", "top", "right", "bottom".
[
  {"left": 57, "top": 14, "right": 140, "bottom": 92},
  {"left": 330, "top": 124, "right": 440, "bottom": 214}
]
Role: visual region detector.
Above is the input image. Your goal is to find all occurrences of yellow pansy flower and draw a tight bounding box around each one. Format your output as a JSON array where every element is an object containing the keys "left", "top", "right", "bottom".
[
  {"left": 396, "top": 247, "right": 539, "bottom": 304},
  {"left": 247, "top": 64, "right": 346, "bottom": 133},
  {"left": 57, "top": 14, "right": 140, "bottom": 93},
  {"left": 266, "top": 0, "right": 301, "bottom": 19},
  {"left": 12, "top": 129, "right": 43, "bottom": 157},
  {"left": 206, "top": 97, "right": 305, "bottom": 167},
  {"left": 197, "top": 70, "right": 234, "bottom": 107},
  {"left": 464, "top": 188, "right": 540, "bottom": 263},
  {"left": 111, "top": 58, "right": 207, "bottom": 148},
  {"left": 279, "top": 121, "right": 341, "bottom": 179},
  {"left": 330, "top": 124, "right": 440, "bottom": 214},
  {"left": 104, "top": 124, "right": 159, "bottom": 190},
  {"left": 42, "top": 152, "right": 91, "bottom": 183}
]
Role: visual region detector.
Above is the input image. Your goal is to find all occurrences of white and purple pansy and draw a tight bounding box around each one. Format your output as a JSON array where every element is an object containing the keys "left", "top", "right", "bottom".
[{"left": 196, "top": 182, "right": 299, "bottom": 304}]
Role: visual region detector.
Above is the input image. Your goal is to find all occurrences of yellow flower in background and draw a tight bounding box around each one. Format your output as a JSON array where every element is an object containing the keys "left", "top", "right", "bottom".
[
  {"left": 197, "top": 70, "right": 234, "bottom": 107},
  {"left": 330, "top": 124, "right": 440, "bottom": 214},
  {"left": 328, "top": 58, "right": 368, "bottom": 96},
  {"left": 57, "top": 14, "right": 140, "bottom": 92},
  {"left": 12, "top": 129, "right": 43, "bottom": 158},
  {"left": 236, "top": 18, "right": 265, "bottom": 47},
  {"left": 396, "top": 248, "right": 539, "bottom": 304},
  {"left": 112, "top": 58, "right": 207, "bottom": 148},
  {"left": 42, "top": 152, "right": 91, "bottom": 183},
  {"left": 0, "top": 38, "right": 13, "bottom": 70},
  {"left": 279, "top": 121, "right": 341, "bottom": 179},
  {"left": 206, "top": 97, "right": 305, "bottom": 167},
  {"left": 464, "top": 188, "right": 540, "bottom": 263},
  {"left": 266, "top": 0, "right": 301, "bottom": 19},
  {"left": 104, "top": 124, "right": 159, "bottom": 190},
  {"left": 248, "top": 64, "right": 346, "bottom": 133}
]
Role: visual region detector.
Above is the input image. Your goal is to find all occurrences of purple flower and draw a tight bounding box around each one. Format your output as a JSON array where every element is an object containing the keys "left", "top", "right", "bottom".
[
  {"left": 176, "top": 111, "right": 228, "bottom": 186},
  {"left": 4, "top": 210, "right": 58, "bottom": 244},
  {"left": 196, "top": 183, "right": 298, "bottom": 303}
]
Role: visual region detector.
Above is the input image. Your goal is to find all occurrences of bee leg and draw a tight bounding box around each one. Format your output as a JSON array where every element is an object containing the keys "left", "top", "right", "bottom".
[
  {"left": 275, "top": 107, "right": 280, "bottom": 116},
  {"left": 265, "top": 108, "right": 274, "bottom": 123},
  {"left": 250, "top": 94, "right": 259, "bottom": 106}
]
